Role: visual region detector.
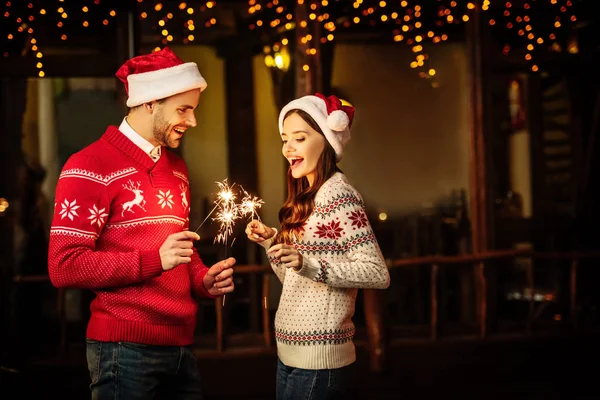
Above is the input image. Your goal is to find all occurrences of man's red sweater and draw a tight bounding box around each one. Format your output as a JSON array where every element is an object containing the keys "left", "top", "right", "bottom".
[{"left": 48, "top": 126, "right": 213, "bottom": 346}]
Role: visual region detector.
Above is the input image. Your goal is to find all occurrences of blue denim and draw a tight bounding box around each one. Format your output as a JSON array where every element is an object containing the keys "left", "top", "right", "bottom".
[
  {"left": 86, "top": 339, "right": 203, "bottom": 400},
  {"left": 276, "top": 358, "right": 354, "bottom": 400}
]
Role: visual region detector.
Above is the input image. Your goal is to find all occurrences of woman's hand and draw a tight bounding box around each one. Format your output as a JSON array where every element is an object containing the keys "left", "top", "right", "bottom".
[
  {"left": 245, "top": 220, "right": 276, "bottom": 243},
  {"left": 267, "top": 243, "right": 303, "bottom": 271}
]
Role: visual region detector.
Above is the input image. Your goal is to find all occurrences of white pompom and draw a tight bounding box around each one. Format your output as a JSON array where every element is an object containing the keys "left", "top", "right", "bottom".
[{"left": 327, "top": 110, "right": 349, "bottom": 131}]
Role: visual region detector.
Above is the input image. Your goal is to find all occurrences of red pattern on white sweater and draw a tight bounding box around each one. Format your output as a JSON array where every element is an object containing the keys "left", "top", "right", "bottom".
[{"left": 48, "top": 126, "right": 212, "bottom": 346}]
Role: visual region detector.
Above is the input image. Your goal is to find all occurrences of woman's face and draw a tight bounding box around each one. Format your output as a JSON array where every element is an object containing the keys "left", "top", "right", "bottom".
[{"left": 281, "top": 112, "right": 326, "bottom": 187}]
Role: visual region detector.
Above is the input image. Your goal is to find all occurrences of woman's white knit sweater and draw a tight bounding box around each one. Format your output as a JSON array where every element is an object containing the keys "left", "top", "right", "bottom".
[{"left": 261, "top": 172, "right": 390, "bottom": 370}]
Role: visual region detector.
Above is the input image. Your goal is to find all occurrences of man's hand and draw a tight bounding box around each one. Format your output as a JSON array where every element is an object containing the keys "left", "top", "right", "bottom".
[
  {"left": 159, "top": 231, "right": 200, "bottom": 271},
  {"left": 203, "top": 257, "right": 236, "bottom": 296}
]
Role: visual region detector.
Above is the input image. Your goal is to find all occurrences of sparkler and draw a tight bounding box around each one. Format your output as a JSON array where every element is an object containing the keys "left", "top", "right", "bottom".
[
  {"left": 214, "top": 201, "right": 240, "bottom": 246},
  {"left": 238, "top": 186, "right": 265, "bottom": 222},
  {"left": 212, "top": 179, "right": 239, "bottom": 307},
  {"left": 195, "top": 179, "right": 265, "bottom": 242},
  {"left": 194, "top": 202, "right": 218, "bottom": 233},
  {"left": 195, "top": 179, "right": 264, "bottom": 306},
  {"left": 194, "top": 179, "right": 238, "bottom": 234}
]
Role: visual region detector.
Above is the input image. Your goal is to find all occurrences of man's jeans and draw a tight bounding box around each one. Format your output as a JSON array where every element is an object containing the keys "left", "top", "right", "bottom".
[
  {"left": 86, "top": 339, "right": 203, "bottom": 400},
  {"left": 276, "top": 358, "right": 354, "bottom": 400}
]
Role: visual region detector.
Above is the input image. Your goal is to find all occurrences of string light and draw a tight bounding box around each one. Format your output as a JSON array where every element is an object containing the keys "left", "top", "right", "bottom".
[
  {"left": 406, "top": 3, "right": 436, "bottom": 82},
  {"left": 2, "top": 1, "right": 581, "bottom": 78},
  {"left": 241, "top": 0, "right": 581, "bottom": 78},
  {"left": 485, "top": 0, "right": 578, "bottom": 72}
]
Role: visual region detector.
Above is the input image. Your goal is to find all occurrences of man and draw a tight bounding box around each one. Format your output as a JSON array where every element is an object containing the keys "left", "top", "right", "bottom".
[{"left": 48, "top": 47, "right": 234, "bottom": 399}]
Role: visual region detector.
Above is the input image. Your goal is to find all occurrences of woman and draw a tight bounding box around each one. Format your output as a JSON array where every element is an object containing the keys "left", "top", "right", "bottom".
[{"left": 246, "top": 93, "right": 390, "bottom": 400}]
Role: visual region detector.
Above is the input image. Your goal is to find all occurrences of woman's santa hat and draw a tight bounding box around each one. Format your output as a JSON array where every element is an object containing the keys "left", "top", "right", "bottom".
[
  {"left": 116, "top": 47, "right": 207, "bottom": 107},
  {"left": 278, "top": 93, "right": 355, "bottom": 162}
]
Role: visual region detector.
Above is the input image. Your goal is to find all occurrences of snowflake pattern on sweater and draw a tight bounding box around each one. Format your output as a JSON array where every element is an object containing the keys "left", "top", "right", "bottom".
[
  {"left": 262, "top": 172, "right": 390, "bottom": 370},
  {"left": 48, "top": 126, "right": 213, "bottom": 347}
]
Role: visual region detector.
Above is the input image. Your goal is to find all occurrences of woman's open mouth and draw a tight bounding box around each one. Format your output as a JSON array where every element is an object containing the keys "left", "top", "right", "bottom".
[{"left": 289, "top": 157, "right": 304, "bottom": 168}]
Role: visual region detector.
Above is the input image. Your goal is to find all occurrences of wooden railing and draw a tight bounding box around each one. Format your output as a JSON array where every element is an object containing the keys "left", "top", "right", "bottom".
[
  {"left": 12, "top": 265, "right": 277, "bottom": 356},
  {"left": 11, "top": 249, "right": 600, "bottom": 370},
  {"left": 361, "top": 249, "right": 600, "bottom": 371},
  {"left": 212, "top": 264, "right": 273, "bottom": 352},
  {"left": 385, "top": 249, "right": 600, "bottom": 339}
]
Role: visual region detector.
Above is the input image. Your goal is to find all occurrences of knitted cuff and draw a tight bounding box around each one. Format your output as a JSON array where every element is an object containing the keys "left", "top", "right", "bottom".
[
  {"left": 259, "top": 228, "right": 278, "bottom": 250},
  {"left": 297, "top": 257, "right": 322, "bottom": 281},
  {"left": 139, "top": 250, "right": 164, "bottom": 281},
  {"left": 192, "top": 267, "right": 216, "bottom": 299}
]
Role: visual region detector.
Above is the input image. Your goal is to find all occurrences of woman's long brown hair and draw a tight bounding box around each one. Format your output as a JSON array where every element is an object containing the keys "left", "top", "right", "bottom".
[{"left": 272, "top": 109, "right": 341, "bottom": 245}]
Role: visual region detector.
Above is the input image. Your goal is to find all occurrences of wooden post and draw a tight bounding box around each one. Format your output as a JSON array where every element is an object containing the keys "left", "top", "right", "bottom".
[
  {"left": 223, "top": 44, "right": 259, "bottom": 193},
  {"left": 115, "top": 7, "right": 139, "bottom": 61},
  {"left": 570, "top": 258, "right": 578, "bottom": 330},
  {"left": 261, "top": 273, "right": 272, "bottom": 348},
  {"left": 430, "top": 264, "right": 439, "bottom": 340},
  {"left": 466, "top": 0, "right": 492, "bottom": 253},
  {"left": 526, "top": 260, "right": 535, "bottom": 335},
  {"left": 37, "top": 79, "right": 59, "bottom": 225},
  {"left": 215, "top": 296, "right": 225, "bottom": 352},
  {"left": 363, "top": 289, "right": 387, "bottom": 373},
  {"left": 467, "top": 3, "right": 492, "bottom": 337},
  {"left": 212, "top": 36, "right": 262, "bottom": 303},
  {"left": 57, "top": 288, "right": 67, "bottom": 356},
  {"left": 477, "top": 261, "right": 487, "bottom": 339},
  {"left": 216, "top": 38, "right": 261, "bottom": 339},
  {"left": 527, "top": 73, "right": 545, "bottom": 226},
  {"left": 115, "top": 5, "right": 140, "bottom": 110}
]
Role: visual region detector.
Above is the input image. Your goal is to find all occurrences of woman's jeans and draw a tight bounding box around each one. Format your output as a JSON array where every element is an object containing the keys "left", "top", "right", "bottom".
[
  {"left": 276, "top": 358, "right": 354, "bottom": 400},
  {"left": 86, "top": 339, "right": 203, "bottom": 400}
]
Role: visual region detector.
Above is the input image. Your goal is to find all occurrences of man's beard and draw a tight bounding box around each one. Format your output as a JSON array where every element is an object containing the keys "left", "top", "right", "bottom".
[{"left": 152, "top": 108, "right": 179, "bottom": 148}]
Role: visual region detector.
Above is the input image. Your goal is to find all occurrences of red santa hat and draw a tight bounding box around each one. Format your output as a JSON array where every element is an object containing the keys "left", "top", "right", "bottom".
[
  {"left": 115, "top": 47, "right": 207, "bottom": 107},
  {"left": 278, "top": 93, "right": 355, "bottom": 162}
]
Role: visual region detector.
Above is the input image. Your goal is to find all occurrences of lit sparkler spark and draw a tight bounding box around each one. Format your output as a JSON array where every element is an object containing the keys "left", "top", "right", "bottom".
[
  {"left": 238, "top": 186, "right": 264, "bottom": 221},
  {"left": 211, "top": 179, "right": 241, "bottom": 245},
  {"left": 211, "top": 179, "right": 239, "bottom": 308},
  {"left": 214, "top": 206, "right": 241, "bottom": 245},
  {"left": 192, "top": 179, "right": 265, "bottom": 307},
  {"left": 194, "top": 179, "right": 238, "bottom": 234},
  {"left": 216, "top": 180, "right": 236, "bottom": 206}
]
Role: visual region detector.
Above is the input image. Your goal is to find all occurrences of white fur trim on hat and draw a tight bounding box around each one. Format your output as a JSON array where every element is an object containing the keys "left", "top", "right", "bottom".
[
  {"left": 126, "top": 62, "right": 207, "bottom": 107},
  {"left": 278, "top": 95, "right": 351, "bottom": 162}
]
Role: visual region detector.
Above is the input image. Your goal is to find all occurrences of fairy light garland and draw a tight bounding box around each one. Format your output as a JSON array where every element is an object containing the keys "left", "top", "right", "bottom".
[
  {"left": 25, "top": 8, "right": 40, "bottom": 77},
  {"left": 2, "top": 1, "right": 581, "bottom": 78},
  {"left": 492, "top": 0, "right": 577, "bottom": 72},
  {"left": 248, "top": 0, "right": 581, "bottom": 80},
  {"left": 140, "top": 1, "right": 218, "bottom": 51},
  {"left": 410, "top": 4, "right": 440, "bottom": 84},
  {"left": 3, "top": 0, "right": 111, "bottom": 76},
  {"left": 298, "top": 0, "right": 315, "bottom": 73},
  {"left": 1, "top": 0, "right": 220, "bottom": 73}
]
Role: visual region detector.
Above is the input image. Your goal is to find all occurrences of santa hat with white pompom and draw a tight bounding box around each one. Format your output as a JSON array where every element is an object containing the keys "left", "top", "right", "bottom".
[{"left": 278, "top": 93, "right": 355, "bottom": 162}]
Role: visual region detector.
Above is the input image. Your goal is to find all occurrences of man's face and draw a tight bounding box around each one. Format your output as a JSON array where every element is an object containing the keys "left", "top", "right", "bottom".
[{"left": 151, "top": 89, "right": 200, "bottom": 148}]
